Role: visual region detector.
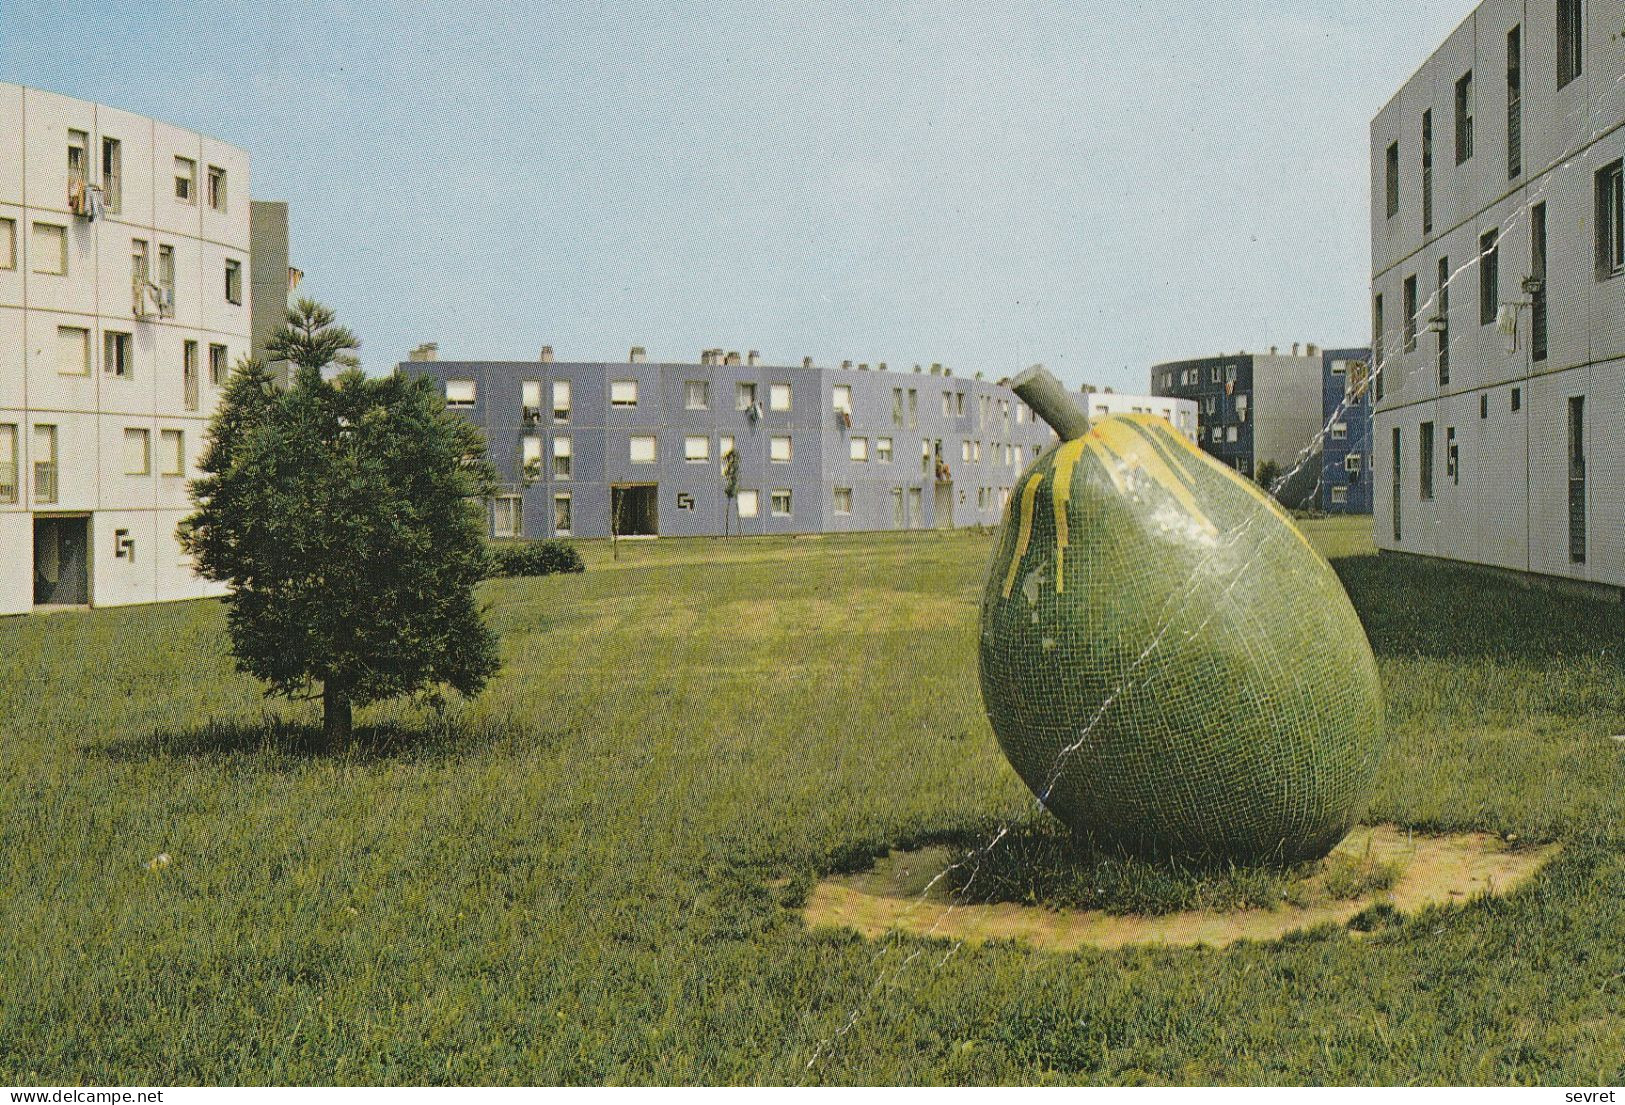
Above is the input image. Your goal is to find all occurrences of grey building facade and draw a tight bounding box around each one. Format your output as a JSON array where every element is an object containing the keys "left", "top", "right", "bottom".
[
  {"left": 400, "top": 352, "right": 1058, "bottom": 539},
  {"left": 1370, "top": 0, "right": 1625, "bottom": 591},
  {"left": 1149, "top": 348, "right": 1328, "bottom": 506}
]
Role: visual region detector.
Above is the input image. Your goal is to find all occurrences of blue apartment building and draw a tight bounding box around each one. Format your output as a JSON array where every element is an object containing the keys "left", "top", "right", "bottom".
[
  {"left": 1318, "top": 347, "right": 1374, "bottom": 514},
  {"left": 399, "top": 349, "right": 1057, "bottom": 539}
]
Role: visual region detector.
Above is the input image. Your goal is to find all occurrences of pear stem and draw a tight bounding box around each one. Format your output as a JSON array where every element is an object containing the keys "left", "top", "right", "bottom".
[{"left": 1010, "top": 364, "right": 1091, "bottom": 442}]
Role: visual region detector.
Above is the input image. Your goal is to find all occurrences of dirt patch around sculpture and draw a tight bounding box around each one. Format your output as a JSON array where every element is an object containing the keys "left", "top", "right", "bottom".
[{"left": 802, "top": 825, "right": 1558, "bottom": 951}]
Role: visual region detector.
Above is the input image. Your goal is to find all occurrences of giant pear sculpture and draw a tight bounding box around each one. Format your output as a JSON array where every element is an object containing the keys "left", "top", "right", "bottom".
[{"left": 978, "top": 367, "right": 1384, "bottom": 864}]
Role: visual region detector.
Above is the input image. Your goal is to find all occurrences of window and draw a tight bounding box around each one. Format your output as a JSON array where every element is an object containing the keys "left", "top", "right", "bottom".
[
  {"left": 833, "top": 487, "right": 853, "bottom": 515},
  {"left": 131, "top": 238, "right": 149, "bottom": 288},
  {"left": 684, "top": 435, "right": 710, "bottom": 463},
  {"left": 736, "top": 382, "right": 757, "bottom": 410},
  {"left": 521, "top": 380, "right": 543, "bottom": 416},
  {"left": 769, "top": 435, "right": 792, "bottom": 463},
  {"left": 101, "top": 137, "right": 121, "bottom": 213},
  {"left": 158, "top": 245, "right": 175, "bottom": 308},
  {"left": 1419, "top": 421, "right": 1435, "bottom": 501},
  {"left": 1403, "top": 274, "right": 1418, "bottom": 352},
  {"left": 833, "top": 384, "right": 852, "bottom": 414},
  {"left": 1373, "top": 294, "right": 1385, "bottom": 401},
  {"left": 1597, "top": 160, "right": 1623, "bottom": 280},
  {"left": 553, "top": 380, "right": 571, "bottom": 421},
  {"left": 1331, "top": 422, "right": 1348, "bottom": 440},
  {"left": 1507, "top": 26, "right": 1522, "bottom": 180},
  {"left": 67, "top": 129, "right": 88, "bottom": 191},
  {"left": 973, "top": 441, "right": 982, "bottom": 463},
  {"left": 737, "top": 489, "right": 759, "bottom": 518},
  {"left": 876, "top": 437, "right": 892, "bottom": 463},
  {"left": 445, "top": 380, "right": 476, "bottom": 407},
  {"left": 522, "top": 435, "right": 543, "bottom": 471},
  {"left": 1391, "top": 427, "right": 1402, "bottom": 541},
  {"left": 208, "top": 165, "right": 227, "bottom": 212},
  {"left": 183, "top": 341, "right": 199, "bottom": 411},
  {"left": 892, "top": 487, "right": 905, "bottom": 527},
  {"left": 1225, "top": 426, "right": 1238, "bottom": 443},
  {"left": 907, "top": 389, "right": 918, "bottom": 429},
  {"left": 1385, "top": 142, "right": 1399, "bottom": 219},
  {"left": 57, "top": 326, "right": 89, "bottom": 376},
  {"left": 891, "top": 388, "right": 904, "bottom": 426},
  {"left": 553, "top": 492, "right": 573, "bottom": 535},
  {"left": 1481, "top": 394, "right": 1489, "bottom": 419},
  {"left": 553, "top": 435, "right": 572, "bottom": 479},
  {"left": 34, "top": 425, "right": 58, "bottom": 503},
  {"left": 1437, "top": 256, "right": 1451, "bottom": 384},
  {"left": 1557, "top": 0, "right": 1583, "bottom": 90},
  {"left": 160, "top": 429, "right": 185, "bottom": 477},
  {"left": 770, "top": 489, "right": 792, "bottom": 516},
  {"left": 209, "top": 344, "right": 228, "bottom": 386},
  {"left": 225, "top": 259, "right": 242, "bottom": 305},
  {"left": 629, "top": 435, "right": 657, "bottom": 463},
  {"left": 769, "top": 383, "right": 792, "bottom": 411},
  {"left": 1511, "top": 386, "right": 1521, "bottom": 411},
  {"left": 105, "top": 331, "right": 132, "bottom": 378},
  {"left": 685, "top": 380, "right": 709, "bottom": 410},
  {"left": 1015, "top": 445, "right": 1024, "bottom": 468},
  {"left": 1479, "top": 230, "right": 1499, "bottom": 325},
  {"left": 611, "top": 380, "right": 638, "bottom": 407},
  {"left": 1532, "top": 202, "right": 1549, "bottom": 361},
  {"left": 850, "top": 436, "right": 868, "bottom": 462},
  {"left": 942, "top": 391, "right": 953, "bottom": 417},
  {"left": 0, "top": 217, "right": 13, "bottom": 270},
  {"left": 1455, "top": 71, "right": 1474, "bottom": 165},
  {"left": 1568, "top": 395, "right": 1586, "bottom": 563},
  {"left": 907, "top": 487, "right": 922, "bottom": 526},
  {"left": 174, "top": 156, "right": 196, "bottom": 203},
  {"left": 124, "top": 428, "right": 150, "bottom": 476},
  {"left": 1016, "top": 403, "right": 1027, "bottom": 424},
  {"left": 718, "top": 434, "right": 735, "bottom": 471},
  {"left": 1446, "top": 426, "right": 1458, "bottom": 484},
  {"left": 1422, "top": 110, "right": 1434, "bottom": 234},
  {"left": 0, "top": 424, "right": 15, "bottom": 503},
  {"left": 492, "top": 495, "right": 521, "bottom": 539},
  {"left": 1345, "top": 453, "right": 1363, "bottom": 474},
  {"left": 32, "top": 223, "right": 66, "bottom": 275},
  {"left": 961, "top": 440, "right": 971, "bottom": 463},
  {"left": 1331, "top": 486, "right": 1348, "bottom": 505}
]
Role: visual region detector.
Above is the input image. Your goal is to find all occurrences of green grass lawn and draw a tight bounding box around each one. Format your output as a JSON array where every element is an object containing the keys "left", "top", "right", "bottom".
[{"left": 1, "top": 517, "right": 1622, "bottom": 1085}]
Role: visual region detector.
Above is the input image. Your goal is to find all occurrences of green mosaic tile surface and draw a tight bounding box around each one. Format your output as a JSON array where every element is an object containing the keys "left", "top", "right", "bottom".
[{"left": 979, "top": 414, "right": 1385, "bottom": 864}]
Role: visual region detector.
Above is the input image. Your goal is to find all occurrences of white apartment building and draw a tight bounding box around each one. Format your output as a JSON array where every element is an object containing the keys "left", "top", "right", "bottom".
[
  {"left": 1078, "top": 389, "right": 1200, "bottom": 442},
  {"left": 1370, "top": 0, "right": 1624, "bottom": 591},
  {"left": 1, "top": 84, "right": 252, "bottom": 614}
]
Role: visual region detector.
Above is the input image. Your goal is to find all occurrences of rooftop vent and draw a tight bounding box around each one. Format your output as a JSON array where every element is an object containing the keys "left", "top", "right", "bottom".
[
  {"left": 1306, "top": 342, "right": 1319, "bottom": 357},
  {"left": 877, "top": 361, "right": 887, "bottom": 372},
  {"left": 802, "top": 356, "right": 814, "bottom": 368},
  {"left": 540, "top": 345, "right": 554, "bottom": 363},
  {"left": 747, "top": 350, "right": 760, "bottom": 367},
  {"left": 408, "top": 342, "right": 438, "bottom": 362},
  {"left": 930, "top": 362, "right": 942, "bottom": 376},
  {"left": 841, "top": 360, "right": 852, "bottom": 370},
  {"left": 1291, "top": 342, "right": 1300, "bottom": 356},
  {"left": 724, "top": 351, "right": 741, "bottom": 366},
  {"left": 630, "top": 345, "right": 647, "bottom": 363}
]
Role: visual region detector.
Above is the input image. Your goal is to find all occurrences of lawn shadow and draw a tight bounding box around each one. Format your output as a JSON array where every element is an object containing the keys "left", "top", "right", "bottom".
[
  {"left": 1331, "top": 553, "right": 1625, "bottom": 664},
  {"left": 87, "top": 713, "right": 554, "bottom": 766}
]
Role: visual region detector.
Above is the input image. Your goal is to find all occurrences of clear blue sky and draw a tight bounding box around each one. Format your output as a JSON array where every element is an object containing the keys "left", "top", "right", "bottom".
[{"left": 2, "top": 1, "right": 1473, "bottom": 388}]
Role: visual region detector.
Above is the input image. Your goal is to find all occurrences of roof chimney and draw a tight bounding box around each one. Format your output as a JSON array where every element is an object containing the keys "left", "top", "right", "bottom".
[
  {"left": 841, "top": 360, "right": 852, "bottom": 370},
  {"left": 877, "top": 362, "right": 887, "bottom": 372},
  {"left": 913, "top": 364, "right": 922, "bottom": 373},
  {"left": 407, "top": 342, "right": 439, "bottom": 362},
  {"left": 629, "top": 345, "right": 647, "bottom": 363},
  {"left": 802, "top": 356, "right": 813, "bottom": 369},
  {"left": 724, "top": 351, "right": 741, "bottom": 366},
  {"left": 1291, "top": 342, "right": 1300, "bottom": 356},
  {"left": 1306, "top": 342, "right": 1319, "bottom": 357},
  {"left": 930, "top": 362, "right": 942, "bottom": 375},
  {"left": 539, "top": 345, "right": 554, "bottom": 363},
  {"left": 1269, "top": 345, "right": 1278, "bottom": 355},
  {"left": 747, "top": 350, "right": 760, "bottom": 367},
  {"left": 858, "top": 362, "right": 869, "bottom": 371}
]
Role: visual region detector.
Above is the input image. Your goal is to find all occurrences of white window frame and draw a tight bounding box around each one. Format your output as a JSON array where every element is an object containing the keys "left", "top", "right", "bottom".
[
  {"left": 123, "top": 427, "right": 151, "bottom": 476},
  {"left": 553, "top": 491, "right": 573, "bottom": 535},
  {"left": 770, "top": 488, "right": 792, "bottom": 516},
  {"left": 833, "top": 487, "right": 853, "bottom": 515},
  {"left": 174, "top": 156, "right": 196, "bottom": 204},
  {"left": 736, "top": 382, "right": 758, "bottom": 410},
  {"left": 769, "top": 435, "right": 792, "bottom": 463},
  {"left": 737, "top": 489, "right": 760, "bottom": 518},
  {"left": 57, "top": 326, "right": 90, "bottom": 376},
  {"left": 160, "top": 429, "right": 185, "bottom": 477},
  {"left": 629, "top": 435, "right": 657, "bottom": 464},
  {"left": 832, "top": 385, "right": 852, "bottom": 414},
  {"left": 685, "top": 379, "right": 709, "bottom": 410},
  {"left": 849, "top": 436, "right": 868, "bottom": 462},
  {"left": 684, "top": 435, "right": 710, "bottom": 463},
  {"left": 552, "top": 379, "right": 572, "bottom": 421},
  {"left": 769, "top": 382, "right": 792, "bottom": 411},
  {"left": 31, "top": 222, "right": 66, "bottom": 276},
  {"left": 876, "top": 437, "right": 892, "bottom": 463},
  {"left": 553, "top": 435, "right": 572, "bottom": 480},
  {"left": 0, "top": 217, "right": 14, "bottom": 271},
  {"left": 611, "top": 380, "right": 638, "bottom": 408},
  {"left": 445, "top": 380, "right": 476, "bottom": 407}
]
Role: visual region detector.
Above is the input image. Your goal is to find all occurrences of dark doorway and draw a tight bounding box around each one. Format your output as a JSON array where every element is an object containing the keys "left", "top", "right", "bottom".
[
  {"left": 34, "top": 516, "right": 90, "bottom": 605},
  {"left": 611, "top": 484, "right": 658, "bottom": 537}
]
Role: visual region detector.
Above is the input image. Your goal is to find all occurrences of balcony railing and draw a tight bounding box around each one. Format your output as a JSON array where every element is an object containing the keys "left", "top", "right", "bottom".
[{"left": 34, "top": 461, "right": 57, "bottom": 504}]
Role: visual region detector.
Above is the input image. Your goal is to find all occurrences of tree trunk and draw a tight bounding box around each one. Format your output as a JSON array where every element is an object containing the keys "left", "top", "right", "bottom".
[{"left": 323, "top": 685, "right": 352, "bottom": 749}]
